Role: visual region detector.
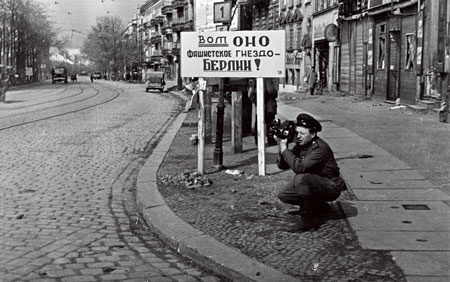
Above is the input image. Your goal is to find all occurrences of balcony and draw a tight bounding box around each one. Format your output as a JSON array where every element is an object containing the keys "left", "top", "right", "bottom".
[
  {"left": 162, "top": 4, "right": 172, "bottom": 15},
  {"left": 162, "top": 26, "right": 173, "bottom": 35},
  {"left": 339, "top": 0, "right": 368, "bottom": 17},
  {"left": 184, "top": 20, "right": 194, "bottom": 31},
  {"left": 172, "top": 0, "right": 185, "bottom": 9},
  {"left": 172, "top": 22, "right": 184, "bottom": 32},
  {"left": 151, "top": 35, "right": 162, "bottom": 44},
  {"left": 172, "top": 42, "right": 180, "bottom": 56},
  {"left": 162, "top": 48, "right": 172, "bottom": 56},
  {"left": 247, "top": 0, "right": 270, "bottom": 6},
  {"left": 151, "top": 54, "right": 164, "bottom": 63},
  {"left": 143, "top": 38, "right": 152, "bottom": 45},
  {"left": 156, "top": 15, "right": 165, "bottom": 25}
]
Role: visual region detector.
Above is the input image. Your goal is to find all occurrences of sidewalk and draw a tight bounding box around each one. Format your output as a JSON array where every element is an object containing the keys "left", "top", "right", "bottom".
[{"left": 136, "top": 87, "right": 450, "bottom": 282}]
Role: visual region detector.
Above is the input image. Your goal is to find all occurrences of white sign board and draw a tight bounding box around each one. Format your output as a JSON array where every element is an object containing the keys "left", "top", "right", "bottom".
[{"left": 181, "top": 31, "right": 286, "bottom": 78}]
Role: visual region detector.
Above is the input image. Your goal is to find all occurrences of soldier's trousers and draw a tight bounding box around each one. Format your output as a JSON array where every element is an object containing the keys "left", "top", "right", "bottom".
[{"left": 278, "top": 173, "right": 342, "bottom": 205}]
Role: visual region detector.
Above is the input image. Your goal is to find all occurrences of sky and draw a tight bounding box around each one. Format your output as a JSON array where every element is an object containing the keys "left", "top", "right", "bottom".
[{"left": 37, "top": 0, "right": 148, "bottom": 49}]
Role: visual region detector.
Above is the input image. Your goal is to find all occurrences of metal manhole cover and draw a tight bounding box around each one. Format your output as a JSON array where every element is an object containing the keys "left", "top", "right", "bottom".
[{"left": 402, "top": 204, "right": 430, "bottom": 210}]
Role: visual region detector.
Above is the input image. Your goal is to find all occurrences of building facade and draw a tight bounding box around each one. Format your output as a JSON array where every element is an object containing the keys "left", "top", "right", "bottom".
[
  {"left": 338, "top": 0, "right": 449, "bottom": 105},
  {"left": 244, "top": 0, "right": 315, "bottom": 92},
  {"left": 312, "top": 0, "right": 340, "bottom": 92},
  {"left": 130, "top": 0, "right": 194, "bottom": 86}
]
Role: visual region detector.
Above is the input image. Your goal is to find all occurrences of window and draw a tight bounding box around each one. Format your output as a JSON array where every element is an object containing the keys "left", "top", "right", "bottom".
[
  {"left": 285, "top": 25, "right": 290, "bottom": 48},
  {"left": 318, "top": 0, "right": 324, "bottom": 11},
  {"left": 378, "top": 36, "right": 385, "bottom": 69},
  {"left": 405, "top": 34, "right": 415, "bottom": 70},
  {"left": 297, "top": 23, "right": 302, "bottom": 49},
  {"left": 290, "top": 25, "right": 294, "bottom": 49}
]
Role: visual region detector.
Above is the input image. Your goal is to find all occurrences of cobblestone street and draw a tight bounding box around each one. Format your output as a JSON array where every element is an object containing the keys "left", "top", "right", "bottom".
[{"left": 0, "top": 78, "right": 224, "bottom": 282}]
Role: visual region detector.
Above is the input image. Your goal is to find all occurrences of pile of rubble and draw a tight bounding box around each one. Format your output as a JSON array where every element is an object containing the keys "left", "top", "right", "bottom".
[{"left": 159, "top": 170, "right": 213, "bottom": 189}]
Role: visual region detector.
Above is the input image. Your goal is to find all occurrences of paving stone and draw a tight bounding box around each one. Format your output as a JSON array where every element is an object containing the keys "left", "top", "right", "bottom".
[{"left": 60, "top": 275, "right": 97, "bottom": 282}]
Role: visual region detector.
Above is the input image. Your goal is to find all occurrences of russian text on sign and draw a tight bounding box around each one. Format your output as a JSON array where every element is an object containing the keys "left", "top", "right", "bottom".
[{"left": 181, "top": 31, "right": 285, "bottom": 78}]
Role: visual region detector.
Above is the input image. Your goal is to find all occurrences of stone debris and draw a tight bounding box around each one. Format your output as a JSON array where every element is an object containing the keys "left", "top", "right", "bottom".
[
  {"left": 160, "top": 170, "right": 212, "bottom": 189},
  {"left": 225, "top": 169, "right": 244, "bottom": 176}
]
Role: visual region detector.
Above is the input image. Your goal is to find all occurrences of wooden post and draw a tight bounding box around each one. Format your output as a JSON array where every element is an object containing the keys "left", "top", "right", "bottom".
[
  {"left": 256, "top": 78, "right": 265, "bottom": 176},
  {"left": 231, "top": 91, "right": 242, "bottom": 153},
  {"left": 197, "top": 78, "right": 205, "bottom": 175}
]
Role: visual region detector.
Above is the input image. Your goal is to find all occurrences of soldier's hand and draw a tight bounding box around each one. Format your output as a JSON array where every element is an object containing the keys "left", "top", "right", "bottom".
[{"left": 278, "top": 138, "right": 288, "bottom": 153}]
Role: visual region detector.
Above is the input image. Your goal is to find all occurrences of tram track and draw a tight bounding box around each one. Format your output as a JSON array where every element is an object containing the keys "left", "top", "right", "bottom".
[
  {"left": 0, "top": 82, "right": 121, "bottom": 132},
  {"left": 0, "top": 82, "right": 85, "bottom": 113}
]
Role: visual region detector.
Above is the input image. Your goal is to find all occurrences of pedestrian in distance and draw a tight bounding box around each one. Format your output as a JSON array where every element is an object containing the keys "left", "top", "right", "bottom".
[
  {"left": 276, "top": 113, "right": 347, "bottom": 232},
  {"left": 90, "top": 73, "right": 94, "bottom": 83},
  {"left": 185, "top": 77, "right": 199, "bottom": 111},
  {"left": 306, "top": 66, "right": 318, "bottom": 95}
]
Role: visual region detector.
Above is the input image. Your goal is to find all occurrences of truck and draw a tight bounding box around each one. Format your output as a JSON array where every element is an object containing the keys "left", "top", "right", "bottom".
[{"left": 52, "top": 66, "right": 68, "bottom": 84}]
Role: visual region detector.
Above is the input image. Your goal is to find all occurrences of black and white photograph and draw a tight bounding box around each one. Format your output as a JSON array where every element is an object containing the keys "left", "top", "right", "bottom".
[{"left": 1, "top": 0, "right": 449, "bottom": 281}]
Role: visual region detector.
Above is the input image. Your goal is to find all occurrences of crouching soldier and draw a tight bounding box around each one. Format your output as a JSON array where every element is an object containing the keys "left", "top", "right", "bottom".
[{"left": 276, "top": 113, "right": 347, "bottom": 232}]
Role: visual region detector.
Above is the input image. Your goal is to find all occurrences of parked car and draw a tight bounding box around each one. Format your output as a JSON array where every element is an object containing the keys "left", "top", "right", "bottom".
[
  {"left": 144, "top": 71, "right": 165, "bottom": 92},
  {"left": 93, "top": 71, "right": 101, "bottom": 79},
  {"left": 51, "top": 67, "right": 68, "bottom": 84}
]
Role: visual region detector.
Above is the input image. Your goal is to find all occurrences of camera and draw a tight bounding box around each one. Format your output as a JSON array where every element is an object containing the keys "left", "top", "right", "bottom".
[{"left": 267, "top": 119, "right": 297, "bottom": 143}]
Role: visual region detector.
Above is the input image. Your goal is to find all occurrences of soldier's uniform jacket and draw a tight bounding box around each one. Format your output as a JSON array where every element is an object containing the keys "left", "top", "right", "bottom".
[{"left": 277, "top": 136, "right": 346, "bottom": 190}]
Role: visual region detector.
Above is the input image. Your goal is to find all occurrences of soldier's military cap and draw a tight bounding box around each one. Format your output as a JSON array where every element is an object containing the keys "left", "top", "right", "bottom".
[{"left": 296, "top": 113, "right": 322, "bottom": 132}]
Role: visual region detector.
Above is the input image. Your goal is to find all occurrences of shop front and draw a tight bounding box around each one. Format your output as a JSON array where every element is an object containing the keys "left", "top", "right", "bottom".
[{"left": 312, "top": 8, "right": 339, "bottom": 92}]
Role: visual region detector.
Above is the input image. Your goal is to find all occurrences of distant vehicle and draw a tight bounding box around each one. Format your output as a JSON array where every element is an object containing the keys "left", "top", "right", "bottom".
[
  {"left": 80, "top": 71, "right": 88, "bottom": 76},
  {"left": 93, "top": 71, "right": 101, "bottom": 79},
  {"left": 52, "top": 67, "right": 68, "bottom": 84},
  {"left": 144, "top": 71, "right": 165, "bottom": 92}
]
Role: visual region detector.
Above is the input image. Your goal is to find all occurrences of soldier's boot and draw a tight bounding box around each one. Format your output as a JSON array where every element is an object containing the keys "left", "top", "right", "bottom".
[
  {"left": 312, "top": 200, "right": 332, "bottom": 216},
  {"left": 290, "top": 198, "right": 318, "bottom": 232},
  {"left": 288, "top": 200, "right": 331, "bottom": 216}
]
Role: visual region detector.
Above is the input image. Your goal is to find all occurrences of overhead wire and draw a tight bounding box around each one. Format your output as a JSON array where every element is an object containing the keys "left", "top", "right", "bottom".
[
  {"left": 54, "top": 1, "right": 75, "bottom": 40},
  {"left": 47, "top": 0, "right": 147, "bottom": 47}
]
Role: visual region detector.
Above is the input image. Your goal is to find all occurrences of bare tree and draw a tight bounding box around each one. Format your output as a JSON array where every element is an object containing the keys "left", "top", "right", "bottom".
[
  {"left": 82, "top": 15, "right": 137, "bottom": 79},
  {"left": 1, "top": 0, "right": 60, "bottom": 83}
]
